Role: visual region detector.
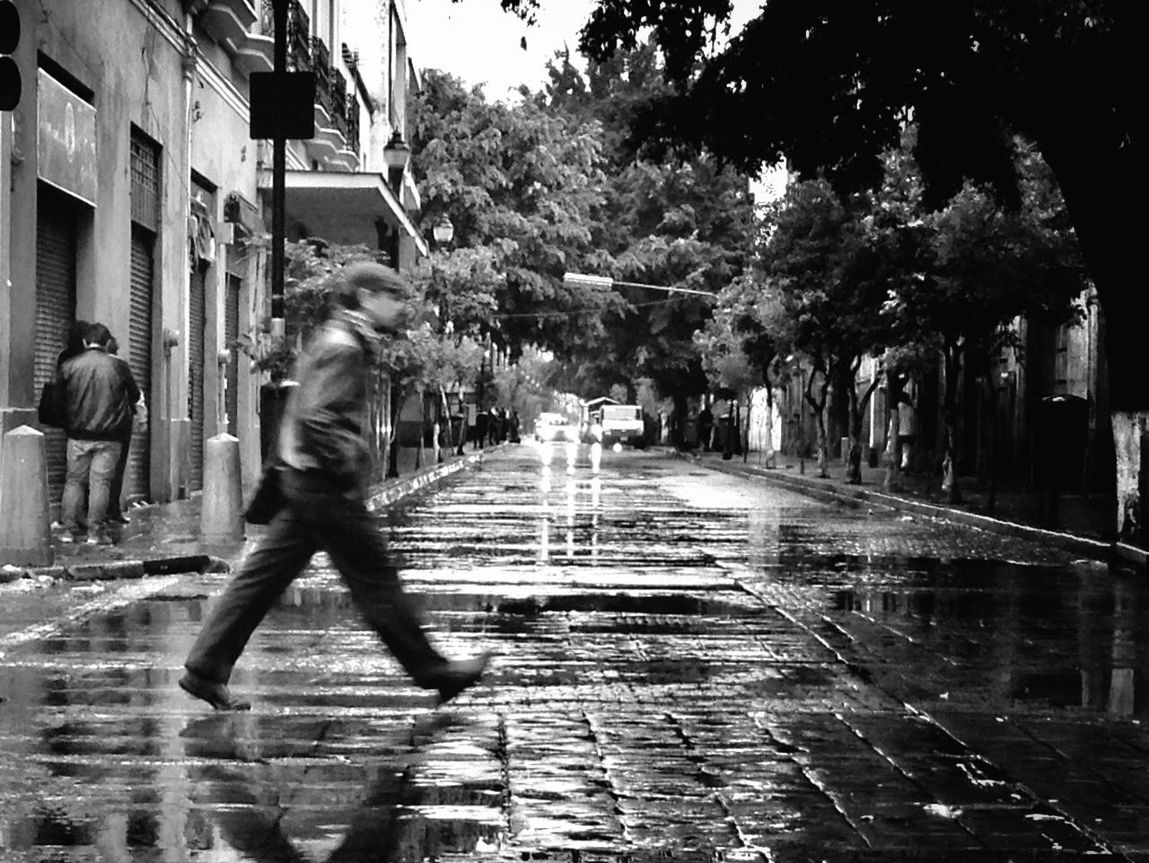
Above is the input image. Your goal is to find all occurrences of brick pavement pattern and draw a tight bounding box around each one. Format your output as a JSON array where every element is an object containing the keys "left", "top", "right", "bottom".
[{"left": 0, "top": 446, "right": 1146, "bottom": 862}]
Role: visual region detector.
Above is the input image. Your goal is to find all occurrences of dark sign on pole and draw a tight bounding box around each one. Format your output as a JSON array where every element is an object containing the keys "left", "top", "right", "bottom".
[
  {"left": 249, "top": 72, "right": 315, "bottom": 140},
  {"left": 0, "top": 0, "right": 21, "bottom": 111}
]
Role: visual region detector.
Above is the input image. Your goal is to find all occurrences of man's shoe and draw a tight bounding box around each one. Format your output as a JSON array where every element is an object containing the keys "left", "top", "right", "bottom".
[
  {"left": 107, "top": 514, "right": 131, "bottom": 525},
  {"left": 86, "top": 530, "right": 114, "bottom": 546},
  {"left": 432, "top": 651, "right": 495, "bottom": 706},
  {"left": 179, "top": 671, "right": 252, "bottom": 711}
]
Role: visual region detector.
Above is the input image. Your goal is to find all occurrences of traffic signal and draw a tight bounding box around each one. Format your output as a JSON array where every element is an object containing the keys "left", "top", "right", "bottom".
[{"left": 0, "top": 0, "right": 21, "bottom": 111}]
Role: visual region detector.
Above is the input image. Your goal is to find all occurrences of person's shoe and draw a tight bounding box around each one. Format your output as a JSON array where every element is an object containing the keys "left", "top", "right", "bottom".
[
  {"left": 431, "top": 651, "right": 495, "bottom": 706},
  {"left": 58, "top": 532, "right": 77, "bottom": 545},
  {"left": 179, "top": 671, "right": 252, "bottom": 711},
  {"left": 86, "top": 529, "right": 114, "bottom": 546},
  {"left": 107, "top": 513, "right": 131, "bottom": 525}
]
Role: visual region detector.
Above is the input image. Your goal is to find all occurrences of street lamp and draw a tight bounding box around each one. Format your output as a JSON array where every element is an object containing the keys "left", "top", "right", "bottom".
[
  {"left": 432, "top": 215, "right": 454, "bottom": 245},
  {"left": 562, "top": 271, "right": 718, "bottom": 300},
  {"left": 382, "top": 130, "right": 410, "bottom": 194}
]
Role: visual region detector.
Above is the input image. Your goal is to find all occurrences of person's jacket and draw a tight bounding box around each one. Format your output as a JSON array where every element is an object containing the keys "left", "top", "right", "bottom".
[
  {"left": 278, "top": 310, "right": 379, "bottom": 496},
  {"left": 58, "top": 347, "right": 141, "bottom": 441}
]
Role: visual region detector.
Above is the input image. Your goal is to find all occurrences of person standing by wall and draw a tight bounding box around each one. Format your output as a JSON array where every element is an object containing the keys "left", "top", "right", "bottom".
[
  {"left": 179, "top": 262, "right": 493, "bottom": 711},
  {"left": 105, "top": 335, "right": 146, "bottom": 524},
  {"left": 55, "top": 323, "right": 141, "bottom": 544}
]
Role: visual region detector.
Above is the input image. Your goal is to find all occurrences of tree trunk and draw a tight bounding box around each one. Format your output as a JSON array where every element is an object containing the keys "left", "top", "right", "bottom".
[
  {"left": 882, "top": 410, "right": 901, "bottom": 491},
  {"left": 1041, "top": 125, "right": 1142, "bottom": 545},
  {"left": 986, "top": 377, "right": 999, "bottom": 514},
  {"left": 804, "top": 370, "right": 831, "bottom": 478},
  {"left": 845, "top": 361, "right": 882, "bottom": 485},
  {"left": 762, "top": 381, "right": 777, "bottom": 468},
  {"left": 414, "top": 389, "right": 425, "bottom": 469},
  {"left": 940, "top": 343, "right": 962, "bottom": 503},
  {"left": 1112, "top": 410, "right": 1149, "bottom": 545}
]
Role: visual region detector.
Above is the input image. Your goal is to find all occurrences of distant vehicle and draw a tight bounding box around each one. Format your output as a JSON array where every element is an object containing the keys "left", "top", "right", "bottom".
[
  {"left": 534, "top": 412, "right": 577, "bottom": 442},
  {"left": 595, "top": 403, "right": 645, "bottom": 447}
]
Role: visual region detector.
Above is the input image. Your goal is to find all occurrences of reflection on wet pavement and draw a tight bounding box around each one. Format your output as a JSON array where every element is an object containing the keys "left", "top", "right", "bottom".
[{"left": 1, "top": 444, "right": 1147, "bottom": 861}]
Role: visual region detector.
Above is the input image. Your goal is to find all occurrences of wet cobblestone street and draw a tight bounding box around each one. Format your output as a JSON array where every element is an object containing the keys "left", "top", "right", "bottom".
[{"left": 1, "top": 444, "right": 1147, "bottom": 862}]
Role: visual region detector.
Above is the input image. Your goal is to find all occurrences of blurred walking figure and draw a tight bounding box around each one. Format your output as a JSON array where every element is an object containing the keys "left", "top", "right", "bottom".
[
  {"left": 180, "top": 262, "right": 493, "bottom": 711},
  {"left": 55, "top": 323, "right": 142, "bottom": 544}
]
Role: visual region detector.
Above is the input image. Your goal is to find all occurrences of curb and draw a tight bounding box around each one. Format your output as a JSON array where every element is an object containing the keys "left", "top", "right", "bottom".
[
  {"left": 2, "top": 452, "right": 488, "bottom": 587},
  {"left": 367, "top": 450, "right": 485, "bottom": 510},
  {"left": 689, "top": 453, "right": 1139, "bottom": 567}
]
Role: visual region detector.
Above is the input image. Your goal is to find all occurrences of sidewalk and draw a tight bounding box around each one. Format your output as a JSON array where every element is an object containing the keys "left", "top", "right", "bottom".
[
  {"left": 1, "top": 444, "right": 489, "bottom": 588},
  {"left": 682, "top": 446, "right": 1144, "bottom": 569}
]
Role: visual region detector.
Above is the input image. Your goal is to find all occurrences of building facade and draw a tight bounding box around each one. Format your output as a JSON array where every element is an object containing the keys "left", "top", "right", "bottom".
[{"left": 1, "top": 0, "right": 428, "bottom": 526}]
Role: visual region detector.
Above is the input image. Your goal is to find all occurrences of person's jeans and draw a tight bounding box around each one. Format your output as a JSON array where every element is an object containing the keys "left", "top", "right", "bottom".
[
  {"left": 62, "top": 439, "right": 122, "bottom": 534},
  {"left": 185, "top": 468, "right": 446, "bottom": 688},
  {"left": 107, "top": 433, "right": 132, "bottom": 519}
]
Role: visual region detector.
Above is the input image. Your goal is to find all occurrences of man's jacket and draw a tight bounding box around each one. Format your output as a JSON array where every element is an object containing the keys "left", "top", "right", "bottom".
[
  {"left": 58, "top": 348, "right": 141, "bottom": 441},
  {"left": 278, "top": 311, "right": 379, "bottom": 496}
]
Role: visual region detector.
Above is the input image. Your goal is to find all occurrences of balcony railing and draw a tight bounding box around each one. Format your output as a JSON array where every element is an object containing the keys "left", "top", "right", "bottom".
[
  {"left": 259, "top": 0, "right": 311, "bottom": 71},
  {"left": 344, "top": 91, "right": 360, "bottom": 156}
]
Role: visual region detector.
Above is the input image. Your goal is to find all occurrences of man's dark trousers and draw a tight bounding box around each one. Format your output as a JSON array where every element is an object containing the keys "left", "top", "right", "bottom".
[{"left": 185, "top": 468, "right": 446, "bottom": 688}]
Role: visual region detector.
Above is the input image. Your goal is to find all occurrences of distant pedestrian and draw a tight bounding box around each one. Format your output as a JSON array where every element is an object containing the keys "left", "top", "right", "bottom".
[
  {"left": 897, "top": 393, "right": 916, "bottom": 471},
  {"left": 179, "top": 262, "right": 492, "bottom": 711},
  {"left": 56, "top": 322, "right": 142, "bottom": 545},
  {"left": 508, "top": 410, "right": 521, "bottom": 443},
  {"left": 698, "top": 405, "right": 714, "bottom": 452},
  {"left": 474, "top": 409, "right": 488, "bottom": 450}
]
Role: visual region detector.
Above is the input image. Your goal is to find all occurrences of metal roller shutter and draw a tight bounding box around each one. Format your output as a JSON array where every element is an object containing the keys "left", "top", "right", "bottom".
[
  {"left": 128, "top": 226, "right": 154, "bottom": 501},
  {"left": 34, "top": 185, "right": 78, "bottom": 509},
  {"left": 189, "top": 263, "right": 206, "bottom": 492},
  {"left": 225, "top": 275, "right": 240, "bottom": 437}
]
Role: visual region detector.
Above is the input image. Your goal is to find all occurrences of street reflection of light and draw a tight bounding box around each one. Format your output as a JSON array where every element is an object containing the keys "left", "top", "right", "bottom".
[
  {"left": 566, "top": 477, "right": 577, "bottom": 557},
  {"left": 590, "top": 477, "right": 601, "bottom": 564},
  {"left": 590, "top": 442, "right": 602, "bottom": 473},
  {"left": 539, "top": 442, "right": 554, "bottom": 467},
  {"left": 565, "top": 441, "right": 578, "bottom": 472},
  {"left": 539, "top": 513, "right": 549, "bottom": 564}
]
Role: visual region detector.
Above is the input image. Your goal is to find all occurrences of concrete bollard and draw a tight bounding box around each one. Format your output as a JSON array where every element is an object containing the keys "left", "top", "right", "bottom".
[
  {"left": 0, "top": 426, "right": 54, "bottom": 566},
  {"left": 201, "top": 433, "right": 244, "bottom": 542}
]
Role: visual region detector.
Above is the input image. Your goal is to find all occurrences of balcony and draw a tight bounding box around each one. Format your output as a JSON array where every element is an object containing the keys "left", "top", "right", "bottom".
[
  {"left": 259, "top": 0, "right": 311, "bottom": 72},
  {"left": 200, "top": 0, "right": 256, "bottom": 49}
]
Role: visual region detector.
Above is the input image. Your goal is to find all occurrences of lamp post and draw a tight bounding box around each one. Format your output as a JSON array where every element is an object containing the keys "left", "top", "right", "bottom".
[
  {"left": 562, "top": 272, "right": 718, "bottom": 300},
  {"left": 430, "top": 214, "right": 455, "bottom": 461},
  {"left": 381, "top": 131, "right": 410, "bottom": 270},
  {"left": 382, "top": 130, "right": 410, "bottom": 195}
]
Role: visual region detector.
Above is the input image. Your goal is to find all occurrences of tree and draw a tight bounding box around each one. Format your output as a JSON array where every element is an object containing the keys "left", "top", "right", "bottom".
[
  {"left": 538, "top": 43, "right": 756, "bottom": 414},
  {"left": 564, "top": 0, "right": 1143, "bottom": 540},
  {"left": 878, "top": 137, "right": 1086, "bottom": 502},
  {"left": 410, "top": 69, "right": 618, "bottom": 362},
  {"left": 755, "top": 180, "right": 889, "bottom": 481},
  {"left": 696, "top": 271, "right": 783, "bottom": 465}
]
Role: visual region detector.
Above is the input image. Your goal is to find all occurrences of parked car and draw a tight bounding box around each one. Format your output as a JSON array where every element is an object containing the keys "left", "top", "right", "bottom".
[
  {"left": 597, "top": 404, "right": 645, "bottom": 447},
  {"left": 534, "top": 412, "right": 577, "bottom": 442}
]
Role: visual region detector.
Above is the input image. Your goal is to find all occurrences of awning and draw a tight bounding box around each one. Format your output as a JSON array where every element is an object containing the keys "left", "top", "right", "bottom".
[{"left": 264, "top": 170, "right": 429, "bottom": 258}]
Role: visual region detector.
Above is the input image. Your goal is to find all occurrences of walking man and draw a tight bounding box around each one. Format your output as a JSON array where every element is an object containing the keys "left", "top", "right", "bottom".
[
  {"left": 180, "top": 262, "right": 493, "bottom": 711},
  {"left": 56, "top": 322, "right": 142, "bottom": 544}
]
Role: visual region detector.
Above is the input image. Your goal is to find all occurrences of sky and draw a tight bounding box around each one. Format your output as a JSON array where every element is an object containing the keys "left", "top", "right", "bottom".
[
  {"left": 405, "top": 0, "right": 764, "bottom": 101},
  {"left": 403, "top": 0, "right": 784, "bottom": 199}
]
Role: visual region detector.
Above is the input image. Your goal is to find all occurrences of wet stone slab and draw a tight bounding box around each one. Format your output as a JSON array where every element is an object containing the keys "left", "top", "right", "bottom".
[{"left": 0, "top": 446, "right": 1146, "bottom": 860}]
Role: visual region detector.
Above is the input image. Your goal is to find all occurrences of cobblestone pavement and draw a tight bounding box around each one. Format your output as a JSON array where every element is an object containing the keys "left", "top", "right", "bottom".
[{"left": 0, "top": 444, "right": 1147, "bottom": 862}]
